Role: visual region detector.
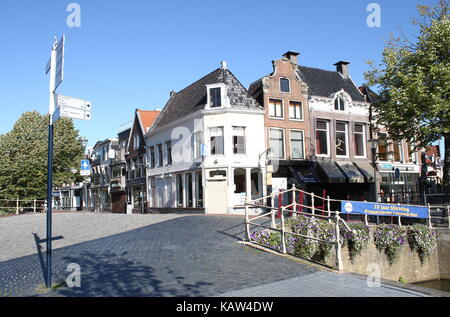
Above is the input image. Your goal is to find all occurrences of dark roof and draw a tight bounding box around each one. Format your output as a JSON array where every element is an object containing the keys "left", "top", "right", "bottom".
[
  {"left": 359, "top": 86, "right": 379, "bottom": 103},
  {"left": 296, "top": 66, "right": 365, "bottom": 102},
  {"left": 152, "top": 67, "right": 261, "bottom": 130}
]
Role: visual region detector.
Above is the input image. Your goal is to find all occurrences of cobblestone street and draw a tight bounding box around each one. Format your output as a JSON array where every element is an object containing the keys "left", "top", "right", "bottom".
[{"left": 0, "top": 213, "right": 431, "bottom": 297}]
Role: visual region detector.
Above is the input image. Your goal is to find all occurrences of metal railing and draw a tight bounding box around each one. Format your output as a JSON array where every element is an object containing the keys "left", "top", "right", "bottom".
[
  {"left": 244, "top": 185, "right": 351, "bottom": 271},
  {"left": 0, "top": 198, "right": 46, "bottom": 215}
]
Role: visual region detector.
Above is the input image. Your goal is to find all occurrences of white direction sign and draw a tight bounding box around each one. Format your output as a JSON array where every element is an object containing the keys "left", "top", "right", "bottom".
[
  {"left": 54, "top": 94, "right": 92, "bottom": 122},
  {"left": 57, "top": 94, "right": 91, "bottom": 111},
  {"left": 57, "top": 105, "right": 91, "bottom": 121}
]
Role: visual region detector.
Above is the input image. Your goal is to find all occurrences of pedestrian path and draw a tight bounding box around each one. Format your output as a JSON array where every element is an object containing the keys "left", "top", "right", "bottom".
[{"left": 218, "top": 271, "right": 429, "bottom": 297}]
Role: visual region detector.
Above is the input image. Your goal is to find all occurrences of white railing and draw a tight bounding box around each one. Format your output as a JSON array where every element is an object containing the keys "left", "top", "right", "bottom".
[
  {"left": 0, "top": 198, "right": 46, "bottom": 215},
  {"left": 244, "top": 185, "right": 351, "bottom": 271}
]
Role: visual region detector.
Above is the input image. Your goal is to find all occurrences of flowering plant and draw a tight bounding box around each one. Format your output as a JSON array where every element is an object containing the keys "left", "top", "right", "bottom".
[
  {"left": 374, "top": 224, "right": 407, "bottom": 265},
  {"left": 407, "top": 224, "right": 437, "bottom": 264},
  {"left": 341, "top": 223, "right": 371, "bottom": 263}
]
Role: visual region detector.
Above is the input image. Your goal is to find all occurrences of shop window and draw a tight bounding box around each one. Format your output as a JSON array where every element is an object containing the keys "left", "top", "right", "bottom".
[
  {"left": 234, "top": 168, "right": 246, "bottom": 194},
  {"left": 195, "top": 172, "right": 203, "bottom": 208},
  {"left": 251, "top": 168, "right": 261, "bottom": 199},
  {"left": 176, "top": 174, "right": 184, "bottom": 207},
  {"left": 186, "top": 173, "right": 193, "bottom": 208}
]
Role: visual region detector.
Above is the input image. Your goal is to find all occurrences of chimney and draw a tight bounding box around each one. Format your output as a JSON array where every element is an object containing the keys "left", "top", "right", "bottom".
[
  {"left": 220, "top": 61, "right": 227, "bottom": 69},
  {"left": 334, "top": 61, "right": 350, "bottom": 78},
  {"left": 282, "top": 51, "right": 300, "bottom": 65}
]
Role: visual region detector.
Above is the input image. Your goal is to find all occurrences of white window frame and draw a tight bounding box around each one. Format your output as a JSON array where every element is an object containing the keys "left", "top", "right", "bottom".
[
  {"left": 334, "top": 96, "right": 346, "bottom": 112},
  {"left": 290, "top": 129, "right": 305, "bottom": 160},
  {"left": 232, "top": 126, "right": 246, "bottom": 155},
  {"left": 269, "top": 127, "right": 286, "bottom": 160},
  {"left": 209, "top": 126, "right": 225, "bottom": 156},
  {"left": 157, "top": 143, "right": 164, "bottom": 167},
  {"left": 353, "top": 123, "right": 367, "bottom": 158},
  {"left": 289, "top": 100, "right": 304, "bottom": 121},
  {"left": 335, "top": 121, "right": 349, "bottom": 158},
  {"left": 206, "top": 83, "right": 227, "bottom": 109},
  {"left": 315, "top": 119, "right": 330, "bottom": 157},
  {"left": 268, "top": 98, "right": 284, "bottom": 120}
]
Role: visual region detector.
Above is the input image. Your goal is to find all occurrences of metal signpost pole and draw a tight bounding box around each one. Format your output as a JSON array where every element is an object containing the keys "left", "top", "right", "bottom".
[{"left": 45, "top": 38, "right": 58, "bottom": 289}]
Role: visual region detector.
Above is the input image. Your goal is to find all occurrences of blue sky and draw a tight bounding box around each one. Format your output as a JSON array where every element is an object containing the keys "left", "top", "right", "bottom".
[{"left": 0, "top": 0, "right": 440, "bottom": 148}]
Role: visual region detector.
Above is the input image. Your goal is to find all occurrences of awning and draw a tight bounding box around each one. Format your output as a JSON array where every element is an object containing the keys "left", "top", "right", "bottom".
[
  {"left": 289, "top": 166, "right": 321, "bottom": 183},
  {"left": 315, "top": 160, "right": 347, "bottom": 183},
  {"left": 336, "top": 161, "right": 365, "bottom": 183},
  {"left": 354, "top": 161, "right": 382, "bottom": 183}
]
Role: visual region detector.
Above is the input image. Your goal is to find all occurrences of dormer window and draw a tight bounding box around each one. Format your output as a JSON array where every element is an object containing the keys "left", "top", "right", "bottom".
[
  {"left": 334, "top": 96, "right": 346, "bottom": 111},
  {"left": 210, "top": 87, "right": 222, "bottom": 107},
  {"left": 280, "top": 78, "right": 290, "bottom": 93}
]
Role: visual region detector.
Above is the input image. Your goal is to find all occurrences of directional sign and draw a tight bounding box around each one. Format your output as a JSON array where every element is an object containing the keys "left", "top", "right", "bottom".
[
  {"left": 80, "top": 160, "right": 91, "bottom": 176},
  {"left": 54, "top": 35, "right": 65, "bottom": 90},
  {"left": 57, "top": 105, "right": 91, "bottom": 121},
  {"left": 56, "top": 95, "right": 91, "bottom": 111}
]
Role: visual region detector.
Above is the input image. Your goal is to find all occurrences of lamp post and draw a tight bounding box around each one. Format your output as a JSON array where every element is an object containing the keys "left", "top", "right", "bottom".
[{"left": 369, "top": 139, "right": 379, "bottom": 203}]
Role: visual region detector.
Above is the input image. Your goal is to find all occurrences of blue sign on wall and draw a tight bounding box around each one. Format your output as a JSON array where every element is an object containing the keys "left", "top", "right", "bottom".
[{"left": 341, "top": 201, "right": 429, "bottom": 219}]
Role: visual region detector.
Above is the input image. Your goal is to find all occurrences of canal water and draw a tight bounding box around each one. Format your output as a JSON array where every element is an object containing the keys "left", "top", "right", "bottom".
[{"left": 414, "top": 279, "right": 450, "bottom": 292}]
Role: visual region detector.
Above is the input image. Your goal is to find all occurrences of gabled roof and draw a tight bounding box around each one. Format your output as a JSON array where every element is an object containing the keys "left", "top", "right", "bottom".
[
  {"left": 152, "top": 67, "right": 261, "bottom": 130},
  {"left": 296, "top": 66, "right": 365, "bottom": 102},
  {"left": 137, "top": 110, "right": 160, "bottom": 133},
  {"left": 248, "top": 63, "right": 367, "bottom": 103}
]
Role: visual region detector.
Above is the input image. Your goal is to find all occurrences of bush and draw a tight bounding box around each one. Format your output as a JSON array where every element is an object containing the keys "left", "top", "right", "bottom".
[
  {"left": 341, "top": 223, "right": 371, "bottom": 263},
  {"left": 407, "top": 224, "right": 438, "bottom": 264},
  {"left": 374, "top": 224, "right": 407, "bottom": 265}
]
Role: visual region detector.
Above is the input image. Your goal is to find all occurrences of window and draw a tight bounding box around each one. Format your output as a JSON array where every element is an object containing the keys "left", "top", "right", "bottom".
[
  {"left": 134, "top": 135, "right": 140, "bottom": 150},
  {"left": 176, "top": 174, "right": 184, "bottom": 207},
  {"left": 210, "top": 127, "right": 224, "bottom": 155},
  {"left": 290, "top": 130, "right": 305, "bottom": 160},
  {"left": 251, "top": 169, "right": 261, "bottom": 199},
  {"left": 194, "top": 131, "right": 203, "bottom": 159},
  {"left": 269, "top": 128, "right": 285, "bottom": 159},
  {"left": 269, "top": 99, "right": 283, "bottom": 118},
  {"left": 210, "top": 87, "right": 222, "bottom": 107},
  {"left": 334, "top": 96, "right": 346, "bottom": 111},
  {"left": 336, "top": 122, "right": 348, "bottom": 157},
  {"left": 165, "top": 141, "right": 172, "bottom": 165},
  {"left": 316, "top": 120, "right": 329, "bottom": 156},
  {"left": 289, "top": 101, "right": 303, "bottom": 120},
  {"left": 408, "top": 142, "right": 417, "bottom": 163},
  {"left": 186, "top": 173, "right": 193, "bottom": 207},
  {"left": 378, "top": 133, "right": 389, "bottom": 161},
  {"left": 393, "top": 141, "right": 404, "bottom": 162},
  {"left": 149, "top": 146, "right": 155, "bottom": 168},
  {"left": 280, "top": 78, "right": 290, "bottom": 93},
  {"left": 354, "top": 124, "right": 366, "bottom": 157},
  {"left": 232, "top": 127, "right": 246, "bottom": 155},
  {"left": 157, "top": 144, "right": 163, "bottom": 167},
  {"left": 195, "top": 172, "right": 203, "bottom": 208},
  {"left": 210, "top": 170, "right": 226, "bottom": 178}
]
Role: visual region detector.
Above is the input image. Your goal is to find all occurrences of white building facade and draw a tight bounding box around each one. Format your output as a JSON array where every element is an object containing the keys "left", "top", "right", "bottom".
[{"left": 145, "top": 63, "right": 267, "bottom": 215}]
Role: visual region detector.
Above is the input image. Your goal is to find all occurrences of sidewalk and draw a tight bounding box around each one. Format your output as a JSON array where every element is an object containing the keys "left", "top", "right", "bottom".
[{"left": 218, "top": 271, "right": 431, "bottom": 297}]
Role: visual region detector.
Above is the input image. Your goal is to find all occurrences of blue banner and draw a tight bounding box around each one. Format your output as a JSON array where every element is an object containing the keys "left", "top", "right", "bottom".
[{"left": 341, "top": 201, "right": 429, "bottom": 219}]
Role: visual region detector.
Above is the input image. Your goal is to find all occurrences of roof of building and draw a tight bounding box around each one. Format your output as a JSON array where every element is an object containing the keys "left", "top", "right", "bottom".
[
  {"left": 137, "top": 110, "right": 161, "bottom": 133},
  {"left": 296, "top": 66, "right": 365, "bottom": 102},
  {"left": 152, "top": 67, "right": 261, "bottom": 130},
  {"left": 359, "top": 85, "right": 379, "bottom": 103},
  {"left": 248, "top": 64, "right": 366, "bottom": 103}
]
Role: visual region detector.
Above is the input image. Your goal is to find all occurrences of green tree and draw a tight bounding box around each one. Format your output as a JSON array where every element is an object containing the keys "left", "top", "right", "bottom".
[
  {"left": 0, "top": 111, "right": 84, "bottom": 201},
  {"left": 365, "top": 0, "right": 450, "bottom": 188}
]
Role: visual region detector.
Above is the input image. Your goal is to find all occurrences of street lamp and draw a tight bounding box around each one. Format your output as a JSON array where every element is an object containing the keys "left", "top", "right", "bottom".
[{"left": 369, "top": 139, "right": 379, "bottom": 203}]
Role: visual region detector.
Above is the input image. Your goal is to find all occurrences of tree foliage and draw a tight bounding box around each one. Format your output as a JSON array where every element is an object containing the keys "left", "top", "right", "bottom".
[
  {"left": 0, "top": 111, "right": 84, "bottom": 200},
  {"left": 365, "top": 0, "right": 450, "bottom": 187}
]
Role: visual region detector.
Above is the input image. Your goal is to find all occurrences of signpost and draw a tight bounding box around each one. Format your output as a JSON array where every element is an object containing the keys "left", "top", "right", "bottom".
[
  {"left": 80, "top": 160, "right": 91, "bottom": 212},
  {"left": 45, "top": 35, "right": 91, "bottom": 288}
]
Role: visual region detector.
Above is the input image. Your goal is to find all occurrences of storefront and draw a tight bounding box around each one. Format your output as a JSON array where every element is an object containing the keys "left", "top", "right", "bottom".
[{"left": 378, "top": 163, "right": 422, "bottom": 204}]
